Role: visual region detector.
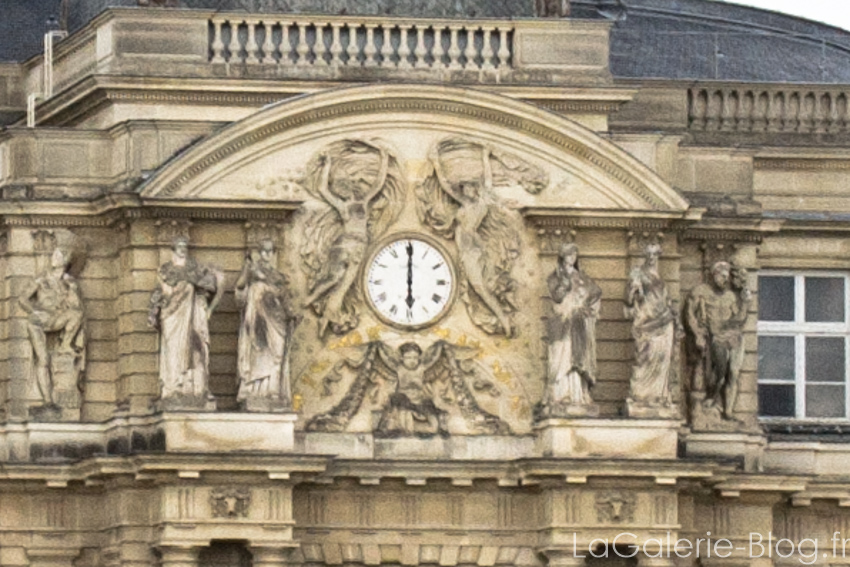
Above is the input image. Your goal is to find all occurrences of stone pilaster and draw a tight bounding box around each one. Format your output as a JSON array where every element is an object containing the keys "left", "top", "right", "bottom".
[
  {"left": 250, "top": 546, "right": 297, "bottom": 567},
  {"left": 158, "top": 545, "right": 201, "bottom": 567}
]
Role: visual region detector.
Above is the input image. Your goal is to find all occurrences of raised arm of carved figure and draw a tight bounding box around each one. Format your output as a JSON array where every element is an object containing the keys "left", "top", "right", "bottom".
[
  {"left": 429, "top": 147, "right": 464, "bottom": 204},
  {"left": 363, "top": 147, "right": 389, "bottom": 204},
  {"left": 18, "top": 279, "right": 40, "bottom": 315},
  {"left": 481, "top": 147, "right": 493, "bottom": 193},
  {"left": 315, "top": 153, "right": 344, "bottom": 212}
]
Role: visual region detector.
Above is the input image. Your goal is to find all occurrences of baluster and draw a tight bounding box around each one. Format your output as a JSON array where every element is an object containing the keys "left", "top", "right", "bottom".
[
  {"left": 226, "top": 20, "right": 241, "bottom": 64},
  {"left": 497, "top": 28, "right": 510, "bottom": 68},
  {"left": 447, "top": 26, "right": 462, "bottom": 69},
  {"left": 261, "top": 21, "right": 276, "bottom": 64},
  {"left": 364, "top": 25, "right": 378, "bottom": 67},
  {"left": 345, "top": 25, "right": 359, "bottom": 66},
  {"left": 800, "top": 92, "right": 815, "bottom": 133},
  {"left": 329, "top": 23, "right": 343, "bottom": 67},
  {"left": 414, "top": 26, "right": 428, "bottom": 68},
  {"left": 481, "top": 27, "right": 494, "bottom": 70},
  {"left": 463, "top": 28, "right": 476, "bottom": 69},
  {"left": 827, "top": 93, "right": 841, "bottom": 133},
  {"left": 840, "top": 93, "right": 850, "bottom": 133},
  {"left": 814, "top": 93, "right": 828, "bottom": 133},
  {"left": 294, "top": 22, "right": 309, "bottom": 66},
  {"left": 280, "top": 22, "right": 292, "bottom": 65},
  {"left": 766, "top": 91, "right": 781, "bottom": 132},
  {"left": 378, "top": 26, "right": 391, "bottom": 66},
  {"left": 245, "top": 20, "right": 260, "bottom": 64},
  {"left": 315, "top": 23, "right": 329, "bottom": 66},
  {"left": 398, "top": 27, "right": 411, "bottom": 69},
  {"left": 211, "top": 19, "right": 225, "bottom": 63},
  {"left": 435, "top": 27, "right": 448, "bottom": 67},
  {"left": 720, "top": 90, "right": 736, "bottom": 131},
  {"left": 783, "top": 92, "right": 798, "bottom": 132}
]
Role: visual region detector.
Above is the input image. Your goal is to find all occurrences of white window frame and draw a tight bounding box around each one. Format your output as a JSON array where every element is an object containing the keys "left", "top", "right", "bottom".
[{"left": 757, "top": 271, "right": 850, "bottom": 421}]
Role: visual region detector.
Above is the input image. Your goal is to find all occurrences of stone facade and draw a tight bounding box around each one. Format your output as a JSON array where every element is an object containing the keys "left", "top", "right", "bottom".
[{"left": 1, "top": 3, "right": 850, "bottom": 567}]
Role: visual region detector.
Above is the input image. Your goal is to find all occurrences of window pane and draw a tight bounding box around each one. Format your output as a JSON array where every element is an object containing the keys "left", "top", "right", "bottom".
[
  {"left": 805, "top": 277, "right": 845, "bottom": 323},
  {"left": 806, "top": 337, "right": 846, "bottom": 382},
  {"left": 759, "top": 384, "right": 795, "bottom": 417},
  {"left": 806, "top": 385, "right": 846, "bottom": 418},
  {"left": 758, "top": 336, "right": 795, "bottom": 382},
  {"left": 759, "top": 276, "right": 795, "bottom": 321}
]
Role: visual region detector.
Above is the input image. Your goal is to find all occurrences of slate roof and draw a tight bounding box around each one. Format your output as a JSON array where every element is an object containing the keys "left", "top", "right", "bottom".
[
  {"left": 1, "top": 0, "right": 63, "bottom": 62},
  {"left": 3, "top": 0, "right": 850, "bottom": 83}
]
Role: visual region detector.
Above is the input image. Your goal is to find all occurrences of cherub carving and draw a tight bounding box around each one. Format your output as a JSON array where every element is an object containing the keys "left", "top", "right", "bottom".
[
  {"left": 416, "top": 137, "right": 547, "bottom": 337},
  {"left": 305, "top": 340, "right": 511, "bottom": 437},
  {"left": 300, "top": 140, "right": 405, "bottom": 338}
]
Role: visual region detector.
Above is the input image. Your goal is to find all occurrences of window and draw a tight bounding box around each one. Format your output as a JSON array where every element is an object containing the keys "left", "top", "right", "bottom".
[{"left": 758, "top": 273, "right": 850, "bottom": 419}]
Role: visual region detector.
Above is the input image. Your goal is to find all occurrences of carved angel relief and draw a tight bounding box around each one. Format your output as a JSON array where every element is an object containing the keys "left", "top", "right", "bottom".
[
  {"left": 300, "top": 140, "right": 406, "bottom": 338},
  {"left": 416, "top": 137, "right": 548, "bottom": 337},
  {"left": 305, "top": 341, "right": 511, "bottom": 437}
]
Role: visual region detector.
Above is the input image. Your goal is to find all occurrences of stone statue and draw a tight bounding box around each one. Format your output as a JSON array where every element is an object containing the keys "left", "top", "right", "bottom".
[
  {"left": 19, "top": 247, "right": 86, "bottom": 418},
  {"left": 536, "top": 0, "right": 570, "bottom": 17},
  {"left": 537, "top": 243, "right": 602, "bottom": 418},
  {"left": 235, "top": 239, "right": 297, "bottom": 411},
  {"left": 417, "top": 137, "right": 548, "bottom": 337},
  {"left": 624, "top": 244, "right": 680, "bottom": 419},
  {"left": 148, "top": 237, "right": 223, "bottom": 409},
  {"left": 301, "top": 140, "right": 406, "bottom": 338},
  {"left": 686, "top": 261, "right": 752, "bottom": 422},
  {"left": 306, "top": 340, "right": 510, "bottom": 436}
]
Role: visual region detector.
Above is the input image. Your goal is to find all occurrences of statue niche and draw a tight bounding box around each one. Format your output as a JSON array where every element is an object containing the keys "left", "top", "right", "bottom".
[
  {"left": 536, "top": 243, "right": 601, "bottom": 419},
  {"left": 624, "top": 243, "right": 681, "bottom": 419},
  {"left": 235, "top": 239, "right": 298, "bottom": 412},
  {"left": 306, "top": 340, "right": 510, "bottom": 437},
  {"left": 416, "top": 137, "right": 548, "bottom": 337},
  {"left": 685, "top": 260, "right": 752, "bottom": 429},
  {"left": 148, "top": 237, "right": 224, "bottom": 411},
  {"left": 300, "top": 140, "right": 406, "bottom": 338},
  {"left": 19, "top": 231, "right": 87, "bottom": 421}
]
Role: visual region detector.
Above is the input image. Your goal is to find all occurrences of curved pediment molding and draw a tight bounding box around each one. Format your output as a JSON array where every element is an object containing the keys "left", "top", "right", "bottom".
[{"left": 139, "top": 85, "right": 688, "bottom": 213}]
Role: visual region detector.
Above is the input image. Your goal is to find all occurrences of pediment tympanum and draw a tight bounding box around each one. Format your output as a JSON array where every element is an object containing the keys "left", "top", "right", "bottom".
[{"left": 140, "top": 86, "right": 688, "bottom": 436}]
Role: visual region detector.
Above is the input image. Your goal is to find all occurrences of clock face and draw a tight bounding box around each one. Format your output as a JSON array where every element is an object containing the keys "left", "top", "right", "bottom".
[{"left": 366, "top": 238, "right": 454, "bottom": 328}]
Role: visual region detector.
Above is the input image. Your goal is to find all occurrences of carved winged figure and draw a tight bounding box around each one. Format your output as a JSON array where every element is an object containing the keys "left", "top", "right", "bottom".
[
  {"left": 416, "top": 138, "right": 547, "bottom": 337},
  {"left": 301, "top": 140, "right": 405, "bottom": 338},
  {"left": 305, "top": 340, "right": 510, "bottom": 437}
]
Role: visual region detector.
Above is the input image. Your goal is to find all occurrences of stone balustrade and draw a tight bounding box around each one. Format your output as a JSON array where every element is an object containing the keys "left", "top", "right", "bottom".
[
  {"left": 688, "top": 86, "right": 850, "bottom": 133},
  {"left": 209, "top": 16, "right": 514, "bottom": 71}
]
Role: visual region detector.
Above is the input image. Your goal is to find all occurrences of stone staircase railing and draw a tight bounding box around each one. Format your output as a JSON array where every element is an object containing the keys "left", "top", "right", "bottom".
[
  {"left": 209, "top": 16, "right": 514, "bottom": 71},
  {"left": 688, "top": 86, "right": 850, "bottom": 133}
]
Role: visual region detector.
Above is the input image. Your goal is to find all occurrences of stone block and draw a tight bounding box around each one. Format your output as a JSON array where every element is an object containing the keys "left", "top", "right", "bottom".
[
  {"left": 159, "top": 412, "right": 296, "bottom": 452},
  {"left": 535, "top": 418, "right": 681, "bottom": 459},
  {"left": 684, "top": 432, "right": 766, "bottom": 472}
]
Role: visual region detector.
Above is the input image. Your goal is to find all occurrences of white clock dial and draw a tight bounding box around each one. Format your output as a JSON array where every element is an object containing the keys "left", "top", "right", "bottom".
[{"left": 366, "top": 238, "right": 454, "bottom": 328}]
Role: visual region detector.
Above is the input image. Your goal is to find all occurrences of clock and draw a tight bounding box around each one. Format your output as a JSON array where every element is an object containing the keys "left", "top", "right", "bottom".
[{"left": 365, "top": 237, "right": 455, "bottom": 328}]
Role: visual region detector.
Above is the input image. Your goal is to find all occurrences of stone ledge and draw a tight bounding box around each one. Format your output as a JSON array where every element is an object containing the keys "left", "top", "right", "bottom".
[{"left": 535, "top": 418, "right": 682, "bottom": 459}]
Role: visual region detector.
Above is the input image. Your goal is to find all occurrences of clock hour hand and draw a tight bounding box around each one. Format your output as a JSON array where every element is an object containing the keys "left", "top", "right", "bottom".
[{"left": 405, "top": 240, "right": 415, "bottom": 308}]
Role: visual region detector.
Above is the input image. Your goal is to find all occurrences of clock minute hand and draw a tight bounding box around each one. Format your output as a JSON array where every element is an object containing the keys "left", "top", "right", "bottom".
[{"left": 405, "top": 241, "right": 415, "bottom": 308}]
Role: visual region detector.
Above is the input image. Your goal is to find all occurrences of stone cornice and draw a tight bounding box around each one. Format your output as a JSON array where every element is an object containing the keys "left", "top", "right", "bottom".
[
  {"left": 754, "top": 157, "right": 850, "bottom": 171},
  {"left": 0, "top": 196, "right": 302, "bottom": 228}
]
